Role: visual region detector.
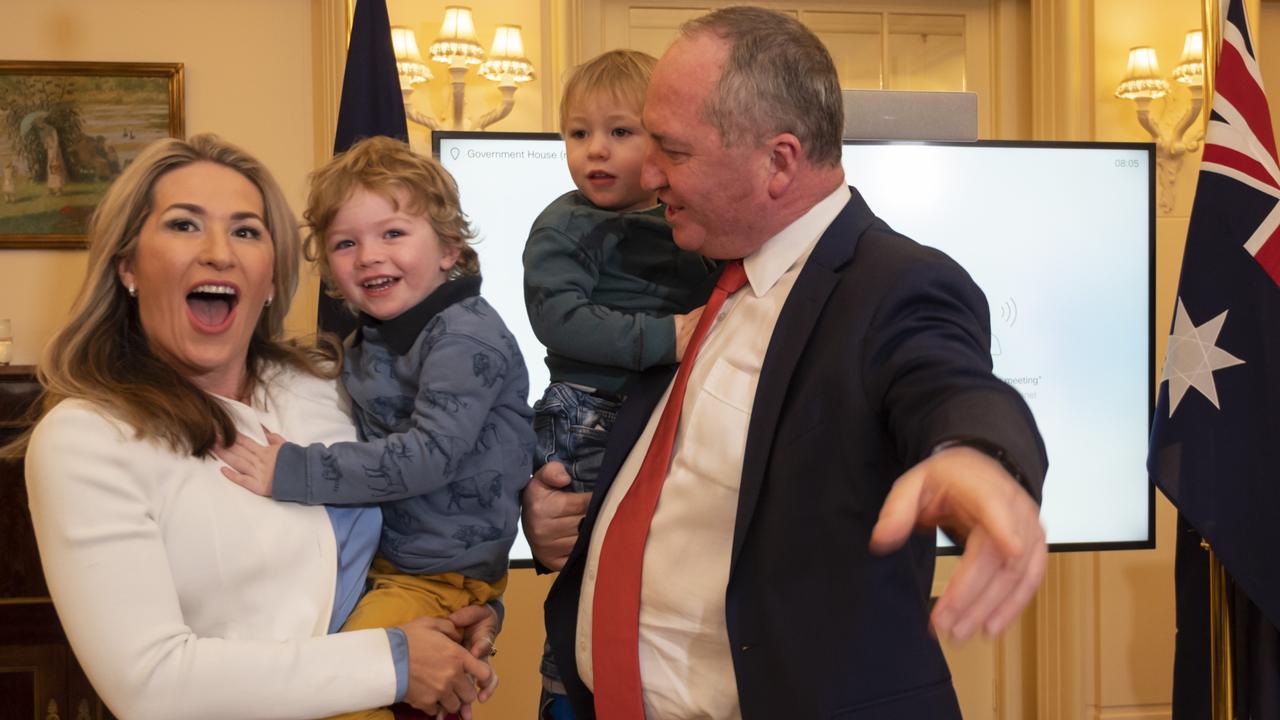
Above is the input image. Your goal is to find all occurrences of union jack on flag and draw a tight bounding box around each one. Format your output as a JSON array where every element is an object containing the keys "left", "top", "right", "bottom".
[{"left": 1149, "top": 0, "right": 1280, "bottom": 628}]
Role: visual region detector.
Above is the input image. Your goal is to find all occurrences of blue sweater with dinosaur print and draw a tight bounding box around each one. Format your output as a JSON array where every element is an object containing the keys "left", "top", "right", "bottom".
[{"left": 273, "top": 276, "right": 534, "bottom": 582}]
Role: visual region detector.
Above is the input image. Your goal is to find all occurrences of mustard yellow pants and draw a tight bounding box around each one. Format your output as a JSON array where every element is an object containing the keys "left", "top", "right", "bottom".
[{"left": 324, "top": 557, "right": 507, "bottom": 720}]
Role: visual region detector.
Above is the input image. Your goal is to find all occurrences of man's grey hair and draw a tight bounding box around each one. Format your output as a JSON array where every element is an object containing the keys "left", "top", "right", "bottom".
[{"left": 680, "top": 6, "right": 844, "bottom": 167}]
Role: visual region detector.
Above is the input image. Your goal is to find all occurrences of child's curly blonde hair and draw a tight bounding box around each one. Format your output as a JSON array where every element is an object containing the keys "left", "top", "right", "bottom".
[{"left": 304, "top": 136, "right": 479, "bottom": 300}]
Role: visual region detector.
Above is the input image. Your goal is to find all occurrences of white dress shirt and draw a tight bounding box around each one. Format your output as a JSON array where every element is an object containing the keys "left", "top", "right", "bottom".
[{"left": 577, "top": 185, "right": 852, "bottom": 718}]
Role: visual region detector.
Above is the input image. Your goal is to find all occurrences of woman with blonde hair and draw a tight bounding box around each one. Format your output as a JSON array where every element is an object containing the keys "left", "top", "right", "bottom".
[{"left": 6, "top": 134, "right": 497, "bottom": 719}]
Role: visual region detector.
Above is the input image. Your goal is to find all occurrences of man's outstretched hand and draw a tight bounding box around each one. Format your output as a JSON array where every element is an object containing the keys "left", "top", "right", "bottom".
[{"left": 869, "top": 445, "right": 1046, "bottom": 641}]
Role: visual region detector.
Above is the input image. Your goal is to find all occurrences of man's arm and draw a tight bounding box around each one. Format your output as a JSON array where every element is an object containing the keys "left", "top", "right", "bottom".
[{"left": 860, "top": 243, "right": 1048, "bottom": 640}]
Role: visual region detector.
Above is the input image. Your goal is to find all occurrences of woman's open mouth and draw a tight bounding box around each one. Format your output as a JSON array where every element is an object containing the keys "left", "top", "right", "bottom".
[{"left": 186, "top": 283, "right": 239, "bottom": 332}]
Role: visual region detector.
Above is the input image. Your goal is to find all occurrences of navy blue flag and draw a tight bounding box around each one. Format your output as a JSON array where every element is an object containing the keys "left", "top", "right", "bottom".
[
  {"left": 1149, "top": 1, "right": 1280, "bottom": 715},
  {"left": 1150, "top": 0, "right": 1280, "bottom": 632},
  {"left": 318, "top": 0, "right": 408, "bottom": 337}
]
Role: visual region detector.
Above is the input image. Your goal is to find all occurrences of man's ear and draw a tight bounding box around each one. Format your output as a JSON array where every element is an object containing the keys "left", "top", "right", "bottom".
[{"left": 766, "top": 133, "right": 802, "bottom": 198}]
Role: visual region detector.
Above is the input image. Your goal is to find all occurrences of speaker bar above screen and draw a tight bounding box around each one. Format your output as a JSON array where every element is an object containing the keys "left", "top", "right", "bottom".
[
  {"left": 433, "top": 131, "right": 1155, "bottom": 563},
  {"left": 842, "top": 89, "right": 978, "bottom": 142}
]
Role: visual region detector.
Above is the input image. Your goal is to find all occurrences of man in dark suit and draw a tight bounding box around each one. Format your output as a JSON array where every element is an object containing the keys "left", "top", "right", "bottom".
[{"left": 523, "top": 7, "right": 1048, "bottom": 719}]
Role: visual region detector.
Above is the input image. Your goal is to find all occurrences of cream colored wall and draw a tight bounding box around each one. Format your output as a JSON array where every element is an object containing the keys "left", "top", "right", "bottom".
[
  {"left": 1267, "top": 3, "right": 1280, "bottom": 145},
  {"left": 0, "top": 0, "right": 322, "bottom": 364}
]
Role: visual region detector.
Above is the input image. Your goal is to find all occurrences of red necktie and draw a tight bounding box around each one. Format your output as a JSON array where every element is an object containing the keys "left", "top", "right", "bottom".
[{"left": 591, "top": 260, "right": 748, "bottom": 719}]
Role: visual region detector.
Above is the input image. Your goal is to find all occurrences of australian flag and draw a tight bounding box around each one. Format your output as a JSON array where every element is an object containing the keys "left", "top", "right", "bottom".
[
  {"left": 1149, "top": 0, "right": 1280, "bottom": 716},
  {"left": 317, "top": 0, "right": 408, "bottom": 337}
]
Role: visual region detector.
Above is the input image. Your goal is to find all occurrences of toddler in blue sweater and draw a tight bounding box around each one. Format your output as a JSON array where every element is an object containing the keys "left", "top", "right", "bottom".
[{"left": 219, "top": 135, "right": 534, "bottom": 719}]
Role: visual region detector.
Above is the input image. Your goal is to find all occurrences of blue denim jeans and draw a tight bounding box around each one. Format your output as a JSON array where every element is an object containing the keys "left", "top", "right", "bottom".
[
  {"left": 532, "top": 382, "right": 622, "bottom": 718},
  {"left": 532, "top": 382, "right": 621, "bottom": 492}
]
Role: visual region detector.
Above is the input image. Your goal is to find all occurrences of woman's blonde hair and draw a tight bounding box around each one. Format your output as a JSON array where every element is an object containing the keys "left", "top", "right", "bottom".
[
  {"left": 559, "top": 49, "right": 658, "bottom": 132},
  {"left": 2, "top": 133, "right": 336, "bottom": 459},
  {"left": 303, "top": 135, "right": 478, "bottom": 305}
]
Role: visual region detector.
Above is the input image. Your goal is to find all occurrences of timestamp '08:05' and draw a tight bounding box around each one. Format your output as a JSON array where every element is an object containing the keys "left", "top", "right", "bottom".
[{"left": 1114, "top": 158, "right": 1142, "bottom": 168}]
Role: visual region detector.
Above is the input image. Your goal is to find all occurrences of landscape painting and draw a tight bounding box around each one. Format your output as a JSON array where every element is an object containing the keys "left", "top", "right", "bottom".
[{"left": 0, "top": 61, "right": 183, "bottom": 248}]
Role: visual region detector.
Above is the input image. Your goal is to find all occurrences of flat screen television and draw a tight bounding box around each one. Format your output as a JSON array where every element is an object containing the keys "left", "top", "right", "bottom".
[{"left": 433, "top": 131, "right": 1155, "bottom": 564}]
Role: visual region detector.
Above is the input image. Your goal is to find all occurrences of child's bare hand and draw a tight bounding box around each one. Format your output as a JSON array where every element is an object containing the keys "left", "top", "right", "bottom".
[
  {"left": 673, "top": 306, "right": 706, "bottom": 361},
  {"left": 214, "top": 427, "right": 284, "bottom": 496}
]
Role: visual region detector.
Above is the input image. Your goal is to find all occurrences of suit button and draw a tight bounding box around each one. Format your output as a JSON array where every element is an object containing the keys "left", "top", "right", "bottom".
[{"left": 740, "top": 644, "right": 752, "bottom": 652}]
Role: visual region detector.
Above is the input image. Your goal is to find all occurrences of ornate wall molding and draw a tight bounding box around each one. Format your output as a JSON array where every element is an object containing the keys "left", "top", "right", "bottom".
[
  {"left": 1036, "top": 552, "right": 1099, "bottom": 719},
  {"left": 1031, "top": 0, "right": 1095, "bottom": 140},
  {"left": 310, "top": 0, "right": 348, "bottom": 163}
]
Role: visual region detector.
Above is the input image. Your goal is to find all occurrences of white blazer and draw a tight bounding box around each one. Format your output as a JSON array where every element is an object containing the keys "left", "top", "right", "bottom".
[{"left": 25, "top": 367, "right": 397, "bottom": 720}]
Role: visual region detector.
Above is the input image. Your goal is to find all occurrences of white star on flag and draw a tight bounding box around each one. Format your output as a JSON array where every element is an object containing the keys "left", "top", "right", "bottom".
[{"left": 1161, "top": 298, "right": 1246, "bottom": 416}]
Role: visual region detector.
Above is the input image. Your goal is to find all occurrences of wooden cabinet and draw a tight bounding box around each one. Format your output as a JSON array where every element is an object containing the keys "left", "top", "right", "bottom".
[{"left": 0, "top": 367, "right": 113, "bottom": 720}]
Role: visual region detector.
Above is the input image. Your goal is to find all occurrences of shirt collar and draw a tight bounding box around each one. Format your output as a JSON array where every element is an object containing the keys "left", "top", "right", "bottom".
[
  {"left": 742, "top": 184, "right": 852, "bottom": 297},
  {"left": 358, "top": 275, "right": 482, "bottom": 355}
]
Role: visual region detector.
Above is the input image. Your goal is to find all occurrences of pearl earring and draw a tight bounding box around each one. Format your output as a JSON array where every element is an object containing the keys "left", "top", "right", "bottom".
[
  {"left": 127, "top": 284, "right": 136, "bottom": 297},
  {"left": 265, "top": 296, "right": 273, "bottom": 307}
]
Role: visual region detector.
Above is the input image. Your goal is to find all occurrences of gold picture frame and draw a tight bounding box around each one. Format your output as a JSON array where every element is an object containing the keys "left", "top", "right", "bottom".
[{"left": 0, "top": 60, "right": 184, "bottom": 249}]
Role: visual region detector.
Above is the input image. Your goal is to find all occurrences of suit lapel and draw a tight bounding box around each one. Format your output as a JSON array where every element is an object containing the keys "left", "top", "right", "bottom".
[{"left": 730, "top": 189, "right": 878, "bottom": 569}]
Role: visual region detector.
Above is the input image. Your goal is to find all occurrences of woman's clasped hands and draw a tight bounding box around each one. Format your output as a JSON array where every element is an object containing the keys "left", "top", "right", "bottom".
[{"left": 401, "top": 603, "right": 501, "bottom": 719}]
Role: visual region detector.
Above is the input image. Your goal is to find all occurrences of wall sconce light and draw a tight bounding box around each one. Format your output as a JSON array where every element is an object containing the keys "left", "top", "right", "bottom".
[
  {"left": 1115, "top": 30, "right": 1205, "bottom": 213},
  {"left": 477, "top": 25, "right": 536, "bottom": 130},
  {"left": 391, "top": 25, "right": 440, "bottom": 130},
  {"left": 392, "top": 6, "right": 535, "bottom": 132}
]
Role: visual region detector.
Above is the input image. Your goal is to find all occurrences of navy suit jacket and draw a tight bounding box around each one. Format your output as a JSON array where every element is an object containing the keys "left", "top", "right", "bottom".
[{"left": 544, "top": 188, "right": 1048, "bottom": 719}]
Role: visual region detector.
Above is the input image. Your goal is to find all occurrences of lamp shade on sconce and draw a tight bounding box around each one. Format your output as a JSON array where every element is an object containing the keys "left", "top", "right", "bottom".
[
  {"left": 390, "top": 26, "right": 432, "bottom": 85},
  {"left": 395, "top": 6, "right": 535, "bottom": 131},
  {"left": 479, "top": 25, "right": 535, "bottom": 83},
  {"left": 1173, "top": 30, "right": 1205, "bottom": 86},
  {"left": 1115, "top": 46, "right": 1170, "bottom": 99},
  {"left": 430, "top": 6, "right": 485, "bottom": 64}
]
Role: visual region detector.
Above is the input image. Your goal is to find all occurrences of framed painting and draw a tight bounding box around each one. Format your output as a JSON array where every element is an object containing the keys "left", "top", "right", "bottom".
[{"left": 0, "top": 61, "right": 184, "bottom": 249}]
